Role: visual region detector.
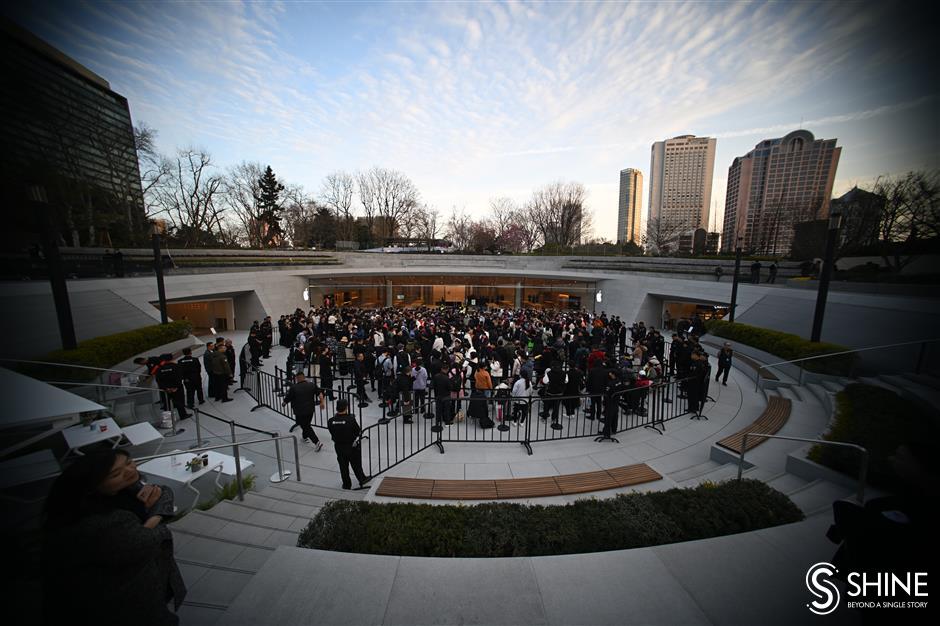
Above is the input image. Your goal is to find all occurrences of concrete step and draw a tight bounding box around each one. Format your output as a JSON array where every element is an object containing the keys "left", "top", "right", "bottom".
[
  {"left": 173, "top": 516, "right": 300, "bottom": 549},
  {"left": 177, "top": 602, "right": 227, "bottom": 626},
  {"left": 858, "top": 376, "right": 905, "bottom": 396},
  {"left": 265, "top": 479, "right": 368, "bottom": 501},
  {"left": 774, "top": 386, "right": 802, "bottom": 404},
  {"left": 803, "top": 383, "right": 831, "bottom": 409},
  {"left": 197, "top": 500, "right": 309, "bottom": 532},
  {"left": 819, "top": 379, "right": 845, "bottom": 394},
  {"left": 256, "top": 484, "right": 332, "bottom": 507},
  {"left": 900, "top": 372, "right": 940, "bottom": 388},
  {"left": 241, "top": 492, "right": 323, "bottom": 518},
  {"left": 765, "top": 472, "right": 810, "bottom": 495},
  {"left": 786, "top": 479, "right": 853, "bottom": 516},
  {"left": 878, "top": 374, "right": 940, "bottom": 414},
  {"left": 668, "top": 460, "right": 723, "bottom": 483},
  {"left": 678, "top": 463, "right": 739, "bottom": 487}
]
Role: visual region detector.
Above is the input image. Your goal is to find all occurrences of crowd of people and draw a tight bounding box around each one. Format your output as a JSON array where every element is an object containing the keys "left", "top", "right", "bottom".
[{"left": 275, "top": 304, "right": 720, "bottom": 434}]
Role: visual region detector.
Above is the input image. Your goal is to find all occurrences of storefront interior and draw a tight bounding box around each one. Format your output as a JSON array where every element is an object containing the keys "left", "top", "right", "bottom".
[{"left": 307, "top": 275, "right": 597, "bottom": 311}]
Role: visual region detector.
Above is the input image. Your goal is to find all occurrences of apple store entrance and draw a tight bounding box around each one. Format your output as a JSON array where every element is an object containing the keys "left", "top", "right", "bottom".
[{"left": 307, "top": 276, "right": 598, "bottom": 312}]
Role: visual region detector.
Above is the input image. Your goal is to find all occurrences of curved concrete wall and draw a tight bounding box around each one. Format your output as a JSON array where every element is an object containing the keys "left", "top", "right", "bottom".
[{"left": 1, "top": 255, "right": 937, "bottom": 359}]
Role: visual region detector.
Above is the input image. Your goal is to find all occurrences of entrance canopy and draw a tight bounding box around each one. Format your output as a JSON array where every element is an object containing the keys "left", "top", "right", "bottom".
[{"left": 0, "top": 367, "right": 105, "bottom": 430}]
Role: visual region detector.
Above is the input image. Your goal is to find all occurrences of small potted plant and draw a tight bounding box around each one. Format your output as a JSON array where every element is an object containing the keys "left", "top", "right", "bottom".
[{"left": 185, "top": 458, "right": 201, "bottom": 473}]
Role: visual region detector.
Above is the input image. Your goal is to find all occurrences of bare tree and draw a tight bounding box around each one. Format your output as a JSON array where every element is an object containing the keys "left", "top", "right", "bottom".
[
  {"left": 281, "top": 184, "right": 318, "bottom": 248},
  {"left": 873, "top": 170, "right": 940, "bottom": 271},
  {"left": 152, "top": 148, "right": 226, "bottom": 247},
  {"left": 524, "top": 182, "right": 589, "bottom": 249},
  {"left": 222, "top": 161, "right": 265, "bottom": 247},
  {"left": 319, "top": 171, "right": 356, "bottom": 241},
  {"left": 406, "top": 204, "right": 441, "bottom": 250},
  {"left": 643, "top": 216, "right": 686, "bottom": 255},
  {"left": 135, "top": 123, "right": 172, "bottom": 222},
  {"left": 444, "top": 207, "right": 474, "bottom": 251},
  {"left": 357, "top": 167, "right": 420, "bottom": 242}
]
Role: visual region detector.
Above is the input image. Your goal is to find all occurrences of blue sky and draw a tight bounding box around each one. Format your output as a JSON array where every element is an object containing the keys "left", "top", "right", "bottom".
[{"left": 8, "top": 1, "right": 939, "bottom": 239}]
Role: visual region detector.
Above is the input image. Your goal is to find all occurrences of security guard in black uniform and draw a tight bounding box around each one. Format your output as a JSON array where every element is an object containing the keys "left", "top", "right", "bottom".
[
  {"left": 154, "top": 353, "right": 190, "bottom": 421},
  {"left": 327, "top": 399, "right": 370, "bottom": 490},
  {"left": 177, "top": 346, "right": 205, "bottom": 408}
]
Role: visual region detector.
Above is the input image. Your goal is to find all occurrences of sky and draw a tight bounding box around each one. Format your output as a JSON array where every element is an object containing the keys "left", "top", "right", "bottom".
[{"left": 7, "top": 1, "right": 939, "bottom": 242}]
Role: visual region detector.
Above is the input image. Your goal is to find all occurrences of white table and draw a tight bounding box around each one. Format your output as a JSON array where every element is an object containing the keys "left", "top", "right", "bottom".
[
  {"left": 62, "top": 418, "right": 124, "bottom": 458},
  {"left": 120, "top": 422, "right": 164, "bottom": 448},
  {"left": 137, "top": 449, "right": 223, "bottom": 510},
  {"left": 204, "top": 450, "right": 254, "bottom": 476}
]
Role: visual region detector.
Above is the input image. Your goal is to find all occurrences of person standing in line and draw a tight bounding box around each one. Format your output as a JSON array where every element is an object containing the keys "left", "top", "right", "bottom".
[
  {"left": 714, "top": 265, "right": 723, "bottom": 282},
  {"left": 154, "top": 354, "right": 190, "bottom": 421},
  {"left": 208, "top": 344, "right": 233, "bottom": 402},
  {"left": 327, "top": 398, "right": 370, "bottom": 490},
  {"left": 412, "top": 358, "right": 429, "bottom": 418},
  {"left": 238, "top": 340, "right": 251, "bottom": 389},
  {"left": 202, "top": 342, "right": 216, "bottom": 400},
  {"left": 767, "top": 262, "right": 778, "bottom": 284},
  {"left": 282, "top": 372, "right": 324, "bottom": 450},
  {"left": 715, "top": 342, "right": 734, "bottom": 386},
  {"left": 177, "top": 347, "right": 204, "bottom": 408},
  {"left": 433, "top": 367, "right": 453, "bottom": 426},
  {"left": 750, "top": 260, "right": 762, "bottom": 284}
]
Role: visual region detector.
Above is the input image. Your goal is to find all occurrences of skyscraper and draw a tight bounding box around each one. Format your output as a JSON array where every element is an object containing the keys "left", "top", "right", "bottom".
[
  {"left": 648, "top": 135, "right": 717, "bottom": 239},
  {"left": 616, "top": 168, "right": 643, "bottom": 245},
  {"left": 721, "top": 130, "right": 840, "bottom": 255},
  {"left": 0, "top": 18, "right": 147, "bottom": 249}
]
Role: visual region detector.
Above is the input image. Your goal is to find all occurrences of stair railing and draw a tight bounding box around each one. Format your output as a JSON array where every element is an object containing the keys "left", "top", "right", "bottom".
[
  {"left": 753, "top": 338, "right": 940, "bottom": 391},
  {"left": 132, "top": 434, "right": 302, "bottom": 505},
  {"left": 737, "top": 433, "right": 869, "bottom": 502}
]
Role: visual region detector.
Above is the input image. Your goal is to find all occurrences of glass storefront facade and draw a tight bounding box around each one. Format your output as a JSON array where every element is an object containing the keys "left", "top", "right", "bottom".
[{"left": 309, "top": 275, "right": 597, "bottom": 311}]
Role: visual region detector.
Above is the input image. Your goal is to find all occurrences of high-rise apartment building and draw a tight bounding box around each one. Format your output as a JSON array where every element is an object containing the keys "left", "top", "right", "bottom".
[
  {"left": 648, "top": 135, "right": 717, "bottom": 237},
  {"left": 616, "top": 168, "right": 643, "bottom": 245},
  {"left": 721, "top": 130, "right": 840, "bottom": 255}
]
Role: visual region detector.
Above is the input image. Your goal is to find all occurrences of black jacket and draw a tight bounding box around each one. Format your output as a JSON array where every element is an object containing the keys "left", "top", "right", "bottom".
[
  {"left": 283, "top": 380, "right": 321, "bottom": 415},
  {"left": 328, "top": 412, "right": 361, "bottom": 445},
  {"left": 177, "top": 356, "right": 201, "bottom": 381}
]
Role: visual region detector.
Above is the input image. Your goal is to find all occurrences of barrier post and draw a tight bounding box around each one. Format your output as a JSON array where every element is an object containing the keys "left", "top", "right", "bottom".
[
  {"left": 189, "top": 406, "right": 209, "bottom": 449},
  {"left": 250, "top": 368, "right": 264, "bottom": 412},
  {"left": 270, "top": 431, "right": 292, "bottom": 483}
]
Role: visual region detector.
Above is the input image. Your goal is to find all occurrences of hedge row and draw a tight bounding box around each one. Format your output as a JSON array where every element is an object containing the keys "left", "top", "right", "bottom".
[
  {"left": 297, "top": 479, "right": 803, "bottom": 557},
  {"left": 19, "top": 320, "right": 192, "bottom": 381},
  {"left": 808, "top": 383, "right": 935, "bottom": 490},
  {"left": 704, "top": 319, "right": 857, "bottom": 375}
]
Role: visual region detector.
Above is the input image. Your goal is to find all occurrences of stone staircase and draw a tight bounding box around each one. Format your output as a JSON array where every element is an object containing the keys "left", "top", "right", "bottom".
[
  {"left": 666, "top": 376, "right": 857, "bottom": 516},
  {"left": 171, "top": 480, "right": 365, "bottom": 625}
]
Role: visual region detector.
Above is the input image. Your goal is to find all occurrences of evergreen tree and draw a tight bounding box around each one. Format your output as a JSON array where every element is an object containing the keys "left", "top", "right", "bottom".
[{"left": 256, "top": 165, "right": 285, "bottom": 247}]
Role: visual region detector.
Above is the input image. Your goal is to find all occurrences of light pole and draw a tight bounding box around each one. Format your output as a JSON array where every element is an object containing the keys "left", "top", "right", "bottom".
[
  {"left": 32, "top": 184, "right": 77, "bottom": 350},
  {"left": 150, "top": 219, "right": 168, "bottom": 324},
  {"left": 729, "top": 236, "right": 744, "bottom": 323},
  {"left": 811, "top": 211, "right": 843, "bottom": 342}
]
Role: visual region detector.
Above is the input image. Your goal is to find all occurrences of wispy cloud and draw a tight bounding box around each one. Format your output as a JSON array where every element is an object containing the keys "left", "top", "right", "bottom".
[{"left": 11, "top": 0, "right": 935, "bottom": 240}]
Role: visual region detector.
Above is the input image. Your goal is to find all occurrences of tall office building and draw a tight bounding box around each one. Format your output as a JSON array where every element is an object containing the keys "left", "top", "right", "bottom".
[
  {"left": 648, "top": 135, "right": 717, "bottom": 235},
  {"left": 0, "top": 18, "right": 147, "bottom": 248},
  {"left": 616, "top": 168, "right": 643, "bottom": 245},
  {"left": 721, "top": 130, "right": 840, "bottom": 255}
]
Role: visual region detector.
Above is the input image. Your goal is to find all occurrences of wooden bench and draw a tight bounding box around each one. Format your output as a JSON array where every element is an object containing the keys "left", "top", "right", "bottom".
[
  {"left": 716, "top": 395, "right": 792, "bottom": 454},
  {"left": 374, "top": 463, "right": 663, "bottom": 500}
]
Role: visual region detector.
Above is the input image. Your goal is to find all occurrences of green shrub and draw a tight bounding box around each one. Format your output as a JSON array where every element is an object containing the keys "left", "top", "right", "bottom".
[
  {"left": 808, "top": 384, "right": 934, "bottom": 490},
  {"left": 296, "top": 479, "right": 802, "bottom": 557},
  {"left": 196, "top": 473, "right": 257, "bottom": 511},
  {"left": 704, "top": 319, "right": 857, "bottom": 375},
  {"left": 19, "top": 320, "right": 192, "bottom": 381}
]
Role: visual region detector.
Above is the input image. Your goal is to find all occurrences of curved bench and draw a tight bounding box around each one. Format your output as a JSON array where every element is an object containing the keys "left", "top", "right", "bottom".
[
  {"left": 716, "top": 395, "right": 791, "bottom": 454},
  {"left": 375, "top": 463, "right": 662, "bottom": 500}
]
